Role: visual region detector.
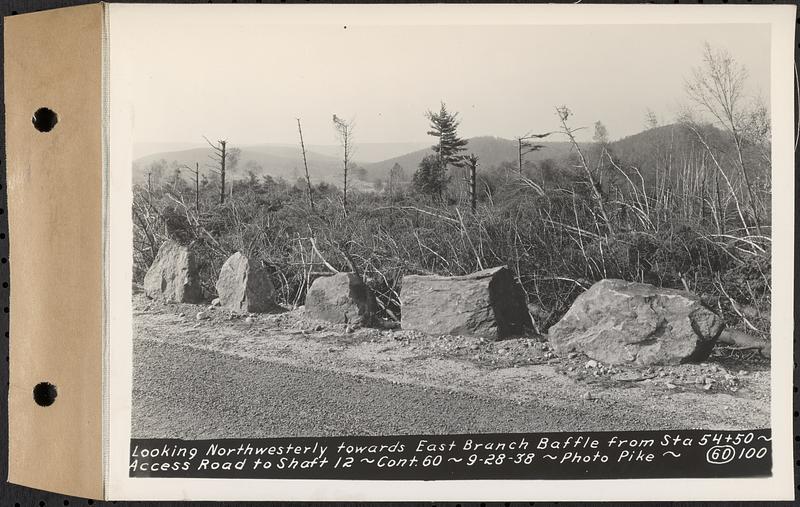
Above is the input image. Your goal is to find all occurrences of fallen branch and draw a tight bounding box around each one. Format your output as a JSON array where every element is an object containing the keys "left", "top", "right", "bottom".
[
  {"left": 308, "top": 236, "right": 339, "bottom": 274},
  {"left": 617, "top": 375, "right": 658, "bottom": 383},
  {"left": 717, "top": 329, "right": 770, "bottom": 358}
]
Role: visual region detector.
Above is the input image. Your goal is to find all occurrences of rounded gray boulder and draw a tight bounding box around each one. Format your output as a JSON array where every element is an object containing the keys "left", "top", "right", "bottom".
[
  {"left": 143, "top": 240, "right": 202, "bottom": 303},
  {"left": 400, "top": 266, "right": 533, "bottom": 340},
  {"left": 548, "top": 279, "right": 724, "bottom": 366},
  {"left": 305, "top": 272, "right": 376, "bottom": 325},
  {"left": 215, "top": 252, "right": 275, "bottom": 313}
]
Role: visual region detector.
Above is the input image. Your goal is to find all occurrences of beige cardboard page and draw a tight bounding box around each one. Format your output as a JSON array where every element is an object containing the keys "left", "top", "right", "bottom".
[{"left": 5, "top": 3, "right": 105, "bottom": 499}]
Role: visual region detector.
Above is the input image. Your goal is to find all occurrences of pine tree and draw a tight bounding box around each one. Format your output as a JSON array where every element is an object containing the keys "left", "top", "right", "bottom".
[
  {"left": 425, "top": 102, "right": 467, "bottom": 198},
  {"left": 412, "top": 154, "right": 448, "bottom": 197}
]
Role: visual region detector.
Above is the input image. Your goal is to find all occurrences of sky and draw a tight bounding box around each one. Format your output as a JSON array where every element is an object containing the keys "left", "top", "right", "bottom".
[{"left": 113, "top": 7, "right": 771, "bottom": 153}]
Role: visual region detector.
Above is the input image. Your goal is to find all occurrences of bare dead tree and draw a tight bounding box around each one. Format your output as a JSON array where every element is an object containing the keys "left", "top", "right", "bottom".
[
  {"left": 680, "top": 119, "right": 750, "bottom": 235},
  {"left": 189, "top": 163, "right": 200, "bottom": 213},
  {"left": 296, "top": 118, "right": 315, "bottom": 210},
  {"left": 204, "top": 136, "right": 228, "bottom": 204},
  {"left": 177, "top": 162, "right": 201, "bottom": 215},
  {"left": 515, "top": 131, "right": 552, "bottom": 174},
  {"left": 685, "top": 42, "right": 764, "bottom": 235},
  {"left": 333, "top": 114, "right": 355, "bottom": 209},
  {"left": 462, "top": 153, "right": 479, "bottom": 213},
  {"left": 556, "top": 106, "right": 612, "bottom": 231}
]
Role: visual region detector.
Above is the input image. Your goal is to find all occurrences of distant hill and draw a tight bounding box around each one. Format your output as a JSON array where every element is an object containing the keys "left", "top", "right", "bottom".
[
  {"left": 608, "top": 124, "right": 702, "bottom": 172},
  {"left": 607, "top": 123, "right": 764, "bottom": 185},
  {"left": 364, "top": 136, "right": 577, "bottom": 179},
  {"left": 133, "top": 142, "right": 205, "bottom": 159},
  {"left": 133, "top": 146, "right": 344, "bottom": 184},
  {"left": 133, "top": 136, "right": 578, "bottom": 186},
  {"left": 280, "top": 142, "right": 430, "bottom": 163}
]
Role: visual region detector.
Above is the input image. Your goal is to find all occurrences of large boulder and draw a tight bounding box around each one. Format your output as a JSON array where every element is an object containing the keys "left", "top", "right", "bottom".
[
  {"left": 548, "top": 279, "right": 724, "bottom": 366},
  {"left": 215, "top": 252, "right": 275, "bottom": 313},
  {"left": 305, "top": 272, "right": 376, "bottom": 324},
  {"left": 400, "top": 266, "right": 533, "bottom": 340},
  {"left": 143, "top": 240, "right": 202, "bottom": 303}
]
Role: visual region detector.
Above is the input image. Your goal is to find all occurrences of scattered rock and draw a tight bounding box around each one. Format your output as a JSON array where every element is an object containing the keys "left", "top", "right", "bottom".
[
  {"left": 305, "top": 272, "right": 376, "bottom": 325},
  {"left": 211, "top": 298, "right": 221, "bottom": 307},
  {"left": 196, "top": 311, "right": 207, "bottom": 320},
  {"left": 400, "top": 266, "right": 533, "bottom": 340},
  {"left": 245, "top": 317, "right": 254, "bottom": 325},
  {"left": 143, "top": 240, "right": 202, "bottom": 303},
  {"left": 568, "top": 352, "right": 579, "bottom": 359},
  {"left": 585, "top": 359, "right": 598, "bottom": 368},
  {"left": 665, "top": 382, "right": 677, "bottom": 390},
  {"left": 582, "top": 391, "right": 594, "bottom": 401},
  {"left": 548, "top": 279, "right": 723, "bottom": 366},
  {"left": 216, "top": 252, "right": 275, "bottom": 313}
]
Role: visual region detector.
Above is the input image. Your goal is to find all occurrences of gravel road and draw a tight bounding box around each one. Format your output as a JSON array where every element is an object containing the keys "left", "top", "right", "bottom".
[
  {"left": 131, "top": 297, "right": 770, "bottom": 438},
  {"left": 133, "top": 339, "right": 664, "bottom": 439}
]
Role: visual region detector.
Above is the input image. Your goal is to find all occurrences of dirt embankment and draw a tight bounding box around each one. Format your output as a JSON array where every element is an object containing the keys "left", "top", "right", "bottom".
[{"left": 132, "top": 295, "right": 771, "bottom": 434}]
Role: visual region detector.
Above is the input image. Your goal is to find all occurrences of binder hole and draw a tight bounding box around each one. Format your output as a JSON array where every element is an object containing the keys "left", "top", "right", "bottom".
[
  {"left": 33, "top": 382, "right": 57, "bottom": 406},
  {"left": 32, "top": 107, "right": 58, "bottom": 132}
]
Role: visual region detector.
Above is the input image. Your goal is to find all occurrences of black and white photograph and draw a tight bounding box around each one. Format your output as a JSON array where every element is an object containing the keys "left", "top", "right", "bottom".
[{"left": 103, "top": 3, "right": 795, "bottom": 500}]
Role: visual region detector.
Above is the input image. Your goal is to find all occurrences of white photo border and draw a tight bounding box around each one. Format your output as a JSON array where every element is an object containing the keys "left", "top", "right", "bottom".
[{"left": 106, "top": 3, "right": 795, "bottom": 501}]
